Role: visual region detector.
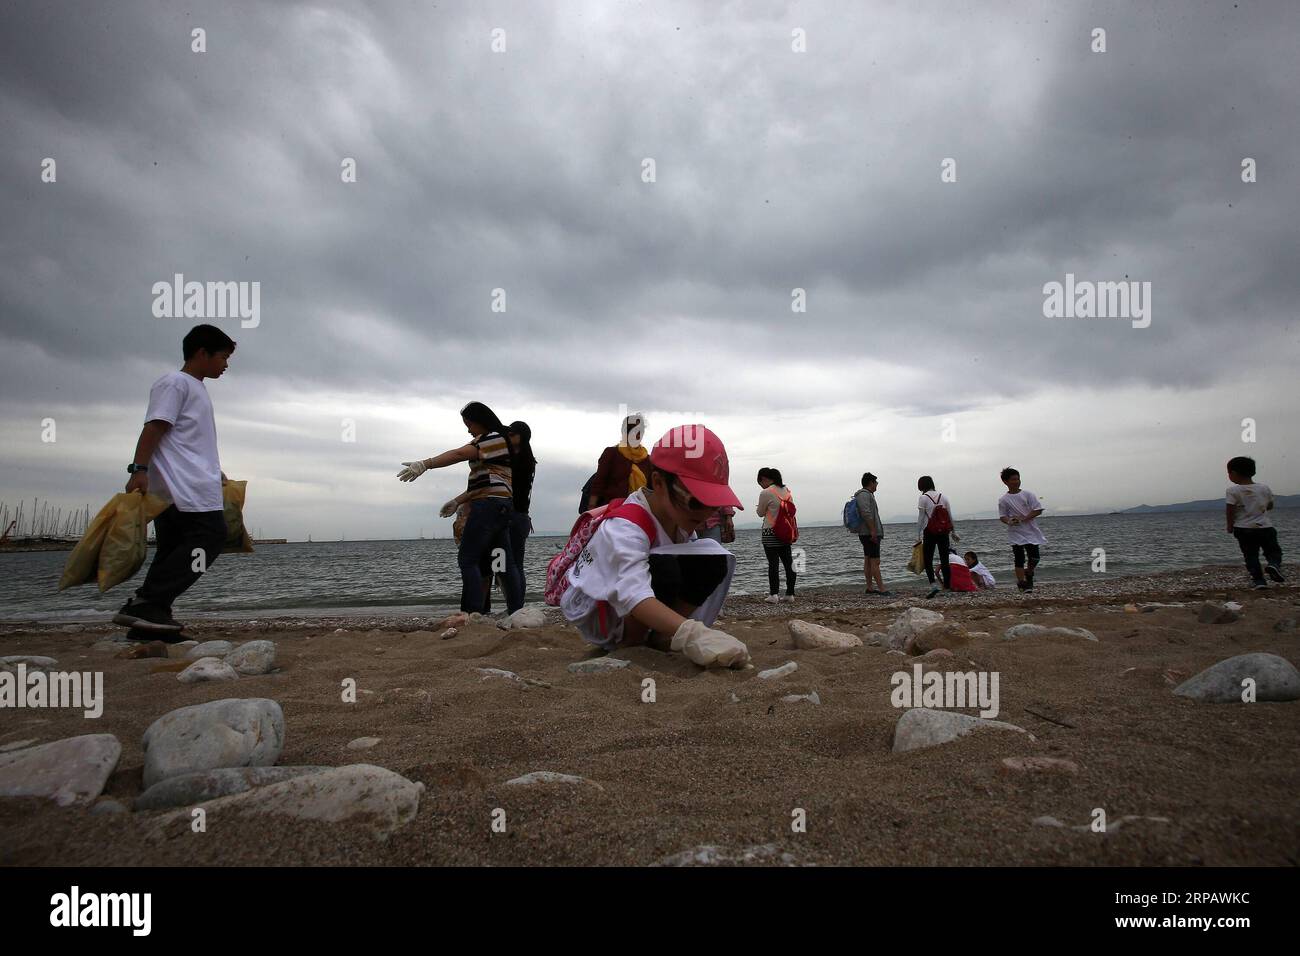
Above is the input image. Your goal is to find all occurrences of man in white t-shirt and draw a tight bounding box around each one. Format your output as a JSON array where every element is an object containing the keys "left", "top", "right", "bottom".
[
  {"left": 998, "top": 467, "right": 1046, "bottom": 592},
  {"left": 1226, "top": 455, "right": 1284, "bottom": 589},
  {"left": 113, "top": 325, "right": 235, "bottom": 636}
]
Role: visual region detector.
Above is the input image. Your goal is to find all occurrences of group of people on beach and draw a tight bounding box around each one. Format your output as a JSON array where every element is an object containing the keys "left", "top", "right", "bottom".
[
  {"left": 844, "top": 469, "right": 1042, "bottom": 600},
  {"left": 103, "top": 326, "right": 1286, "bottom": 670}
]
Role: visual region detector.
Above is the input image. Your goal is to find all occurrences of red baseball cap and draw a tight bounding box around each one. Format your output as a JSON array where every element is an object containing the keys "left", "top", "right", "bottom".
[{"left": 649, "top": 425, "right": 742, "bottom": 508}]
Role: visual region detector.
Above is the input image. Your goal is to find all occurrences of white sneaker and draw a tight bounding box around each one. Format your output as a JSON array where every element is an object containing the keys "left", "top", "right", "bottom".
[
  {"left": 764, "top": 594, "right": 780, "bottom": 604},
  {"left": 780, "top": 595, "right": 795, "bottom": 603}
]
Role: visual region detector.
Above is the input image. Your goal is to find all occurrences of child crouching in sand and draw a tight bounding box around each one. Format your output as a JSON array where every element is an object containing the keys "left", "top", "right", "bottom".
[{"left": 558, "top": 425, "right": 750, "bottom": 668}]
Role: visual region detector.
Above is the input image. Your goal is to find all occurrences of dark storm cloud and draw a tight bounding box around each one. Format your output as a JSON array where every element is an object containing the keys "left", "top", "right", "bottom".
[{"left": 2, "top": 0, "right": 1298, "bottom": 535}]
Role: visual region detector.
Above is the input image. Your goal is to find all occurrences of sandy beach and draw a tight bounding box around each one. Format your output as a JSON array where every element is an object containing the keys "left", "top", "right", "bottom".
[{"left": 1, "top": 563, "right": 1297, "bottom": 866}]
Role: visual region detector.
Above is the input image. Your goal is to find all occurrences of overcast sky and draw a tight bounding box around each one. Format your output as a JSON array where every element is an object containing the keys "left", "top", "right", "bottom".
[{"left": 2, "top": 0, "right": 1297, "bottom": 539}]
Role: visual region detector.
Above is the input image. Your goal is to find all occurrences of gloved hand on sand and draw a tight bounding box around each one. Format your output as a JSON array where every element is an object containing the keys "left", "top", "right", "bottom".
[
  {"left": 670, "top": 618, "right": 750, "bottom": 669},
  {"left": 397, "top": 460, "right": 427, "bottom": 482}
]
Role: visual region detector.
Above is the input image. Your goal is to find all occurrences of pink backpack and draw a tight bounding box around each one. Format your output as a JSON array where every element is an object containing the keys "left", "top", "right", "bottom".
[{"left": 544, "top": 497, "right": 658, "bottom": 606}]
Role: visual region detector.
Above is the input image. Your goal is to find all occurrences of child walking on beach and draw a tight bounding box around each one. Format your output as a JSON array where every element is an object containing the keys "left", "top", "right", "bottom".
[
  {"left": 1226, "top": 456, "right": 1285, "bottom": 590},
  {"left": 113, "top": 324, "right": 235, "bottom": 635},
  {"left": 557, "top": 425, "right": 750, "bottom": 669},
  {"left": 998, "top": 467, "right": 1046, "bottom": 591}
]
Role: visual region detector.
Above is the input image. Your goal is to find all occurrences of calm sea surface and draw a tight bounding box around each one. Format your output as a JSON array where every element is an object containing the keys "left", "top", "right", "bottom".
[{"left": 0, "top": 511, "right": 1271, "bottom": 623}]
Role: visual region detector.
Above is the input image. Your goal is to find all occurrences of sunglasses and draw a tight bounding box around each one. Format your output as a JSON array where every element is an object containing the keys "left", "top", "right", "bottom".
[{"left": 666, "top": 476, "right": 712, "bottom": 513}]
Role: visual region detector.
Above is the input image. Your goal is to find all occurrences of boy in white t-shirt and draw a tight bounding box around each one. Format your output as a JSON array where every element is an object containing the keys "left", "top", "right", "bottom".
[
  {"left": 560, "top": 425, "right": 750, "bottom": 669},
  {"left": 1225, "top": 456, "right": 1284, "bottom": 590},
  {"left": 998, "top": 467, "right": 1046, "bottom": 592},
  {"left": 112, "top": 325, "right": 235, "bottom": 636}
]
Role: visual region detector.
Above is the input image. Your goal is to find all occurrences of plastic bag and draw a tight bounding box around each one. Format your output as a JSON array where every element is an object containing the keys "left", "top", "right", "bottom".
[
  {"left": 58, "top": 498, "right": 120, "bottom": 591},
  {"left": 222, "top": 480, "right": 255, "bottom": 554},
  {"left": 906, "top": 541, "right": 925, "bottom": 575},
  {"left": 59, "top": 492, "right": 169, "bottom": 592}
]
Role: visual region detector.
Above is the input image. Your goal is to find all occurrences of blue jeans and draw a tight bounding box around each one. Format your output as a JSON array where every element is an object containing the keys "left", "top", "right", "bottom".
[
  {"left": 507, "top": 510, "right": 531, "bottom": 599},
  {"left": 458, "top": 498, "right": 523, "bottom": 614}
]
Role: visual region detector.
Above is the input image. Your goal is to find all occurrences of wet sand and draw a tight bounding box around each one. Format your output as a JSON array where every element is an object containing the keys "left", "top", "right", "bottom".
[{"left": 1, "top": 564, "right": 1297, "bottom": 866}]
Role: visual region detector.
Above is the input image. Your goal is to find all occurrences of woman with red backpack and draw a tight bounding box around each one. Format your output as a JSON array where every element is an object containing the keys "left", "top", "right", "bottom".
[
  {"left": 916, "top": 475, "right": 954, "bottom": 599},
  {"left": 757, "top": 467, "right": 798, "bottom": 603}
]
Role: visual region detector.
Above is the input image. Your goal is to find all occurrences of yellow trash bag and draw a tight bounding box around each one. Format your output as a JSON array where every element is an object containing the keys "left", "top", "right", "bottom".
[
  {"left": 223, "top": 480, "right": 255, "bottom": 554},
  {"left": 58, "top": 492, "right": 169, "bottom": 592},
  {"left": 906, "top": 541, "right": 925, "bottom": 575}
]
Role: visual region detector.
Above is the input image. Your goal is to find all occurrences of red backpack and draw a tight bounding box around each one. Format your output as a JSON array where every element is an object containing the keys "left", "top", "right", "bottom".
[
  {"left": 923, "top": 493, "right": 953, "bottom": 534},
  {"left": 544, "top": 497, "right": 657, "bottom": 606},
  {"left": 771, "top": 489, "right": 798, "bottom": 544}
]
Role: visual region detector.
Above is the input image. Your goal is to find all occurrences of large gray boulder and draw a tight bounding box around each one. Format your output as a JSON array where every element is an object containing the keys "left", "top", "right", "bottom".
[
  {"left": 1173, "top": 653, "right": 1300, "bottom": 703},
  {"left": 133, "top": 766, "right": 329, "bottom": 811},
  {"left": 152, "top": 764, "right": 423, "bottom": 839},
  {"left": 892, "top": 708, "right": 1025, "bottom": 753},
  {"left": 141, "top": 698, "right": 285, "bottom": 788},
  {"left": 0, "top": 734, "right": 121, "bottom": 806}
]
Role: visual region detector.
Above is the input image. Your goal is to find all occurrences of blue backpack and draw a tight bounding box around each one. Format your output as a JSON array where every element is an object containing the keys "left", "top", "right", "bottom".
[{"left": 843, "top": 495, "right": 865, "bottom": 532}]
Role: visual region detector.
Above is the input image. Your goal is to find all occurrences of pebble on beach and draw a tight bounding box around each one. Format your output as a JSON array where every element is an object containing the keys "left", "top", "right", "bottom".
[
  {"left": 134, "top": 766, "right": 330, "bottom": 812},
  {"left": 185, "top": 640, "right": 235, "bottom": 660},
  {"left": 1002, "top": 623, "right": 1098, "bottom": 642},
  {"left": 1173, "top": 652, "right": 1300, "bottom": 703},
  {"left": 0, "top": 734, "right": 121, "bottom": 807},
  {"left": 758, "top": 661, "right": 798, "bottom": 680},
  {"left": 505, "top": 771, "right": 603, "bottom": 790},
  {"left": 567, "top": 657, "right": 631, "bottom": 674},
  {"left": 224, "top": 640, "right": 277, "bottom": 676},
  {"left": 892, "top": 708, "right": 1026, "bottom": 753},
  {"left": 788, "top": 620, "right": 862, "bottom": 650},
  {"left": 177, "top": 657, "right": 240, "bottom": 684},
  {"left": 151, "top": 764, "right": 424, "bottom": 840}
]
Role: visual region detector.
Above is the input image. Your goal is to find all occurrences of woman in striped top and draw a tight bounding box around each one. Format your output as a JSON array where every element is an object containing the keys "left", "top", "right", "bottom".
[{"left": 396, "top": 402, "right": 523, "bottom": 615}]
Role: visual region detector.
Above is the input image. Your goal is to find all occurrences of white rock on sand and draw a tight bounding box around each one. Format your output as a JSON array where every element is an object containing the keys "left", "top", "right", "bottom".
[
  {"left": 141, "top": 698, "right": 285, "bottom": 789},
  {"left": 883, "top": 608, "right": 944, "bottom": 650},
  {"left": 477, "top": 667, "right": 521, "bottom": 682},
  {"left": 1033, "top": 814, "right": 1170, "bottom": 834},
  {"left": 346, "top": 737, "right": 381, "bottom": 751},
  {"left": 505, "top": 771, "right": 604, "bottom": 790},
  {"left": 224, "top": 640, "right": 276, "bottom": 676},
  {"left": 0, "top": 655, "right": 58, "bottom": 673},
  {"left": 177, "top": 657, "right": 240, "bottom": 684},
  {"left": 788, "top": 620, "right": 862, "bottom": 650},
  {"left": 1173, "top": 652, "right": 1300, "bottom": 703},
  {"left": 780, "top": 692, "right": 821, "bottom": 705},
  {"left": 152, "top": 764, "right": 423, "bottom": 839},
  {"left": 0, "top": 734, "right": 121, "bottom": 806},
  {"left": 134, "top": 766, "right": 330, "bottom": 811},
  {"left": 567, "top": 657, "right": 631, "bottom": 674},
  {"left": 185, "top": 640, "right": 235, "bottom": 660},
  {"left": 892, "top": 708, "right": 1026, "bottom": 753},
  {"left": 1003, "top": 623, "right": 1098, "bottom": 642},
  {"left": 507, "top": 607, "right": 546, "bottom": 629},
  {"left": 758, "top": 661, "right": 798, "bottom": 680},
  {"left": 652, "top": 844, "right": 798, "bottom": 867}
]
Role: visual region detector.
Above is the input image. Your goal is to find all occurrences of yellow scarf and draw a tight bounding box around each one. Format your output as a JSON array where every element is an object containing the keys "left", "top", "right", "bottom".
[{"left": 618, "top": 443, "right": 649, "bottom": 493}]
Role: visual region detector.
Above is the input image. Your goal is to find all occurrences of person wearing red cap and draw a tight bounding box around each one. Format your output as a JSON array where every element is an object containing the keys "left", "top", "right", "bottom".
[{"left": 559, "top": 425, "right": 751, "bottom": 668}]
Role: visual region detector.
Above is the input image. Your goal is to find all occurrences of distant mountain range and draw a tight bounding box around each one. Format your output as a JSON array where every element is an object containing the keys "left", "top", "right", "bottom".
[{"left": 1118, "top": 494, "right": 1300, "bottom": 514}]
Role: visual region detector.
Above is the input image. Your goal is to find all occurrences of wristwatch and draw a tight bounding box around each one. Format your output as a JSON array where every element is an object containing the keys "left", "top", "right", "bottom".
[{"left": 127, "top": 463, "right": 149, "bottom": 474}]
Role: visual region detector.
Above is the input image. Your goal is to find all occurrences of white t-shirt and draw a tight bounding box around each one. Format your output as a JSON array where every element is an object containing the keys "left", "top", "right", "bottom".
[
  {"left": 967, "top": 561, "right": 996, "bottom": 589},
  {"left": 144, "top": 371, "right": 222, "bottom": 512},
  {"left": 560, "top": 489, "right": 736, "bottom": 650},
  {"left": 1226, "top": 482, "right": 1273, "bottom": 529},
  {"left": 998, "top": 490, "right": 1047, "bottom": 545}
]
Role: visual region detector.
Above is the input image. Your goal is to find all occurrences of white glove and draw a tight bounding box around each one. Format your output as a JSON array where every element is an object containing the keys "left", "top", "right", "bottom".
[
  {"left": 670, "top": 619, "right": 750, "bottom": 669},
  {"left": 397, "top": 460, "right": 428, "bottom": 482}
]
